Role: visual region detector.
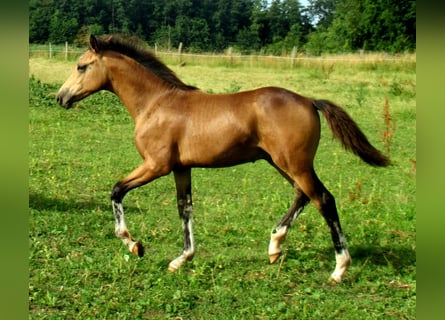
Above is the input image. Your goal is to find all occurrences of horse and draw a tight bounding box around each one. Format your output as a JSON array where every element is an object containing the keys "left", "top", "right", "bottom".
[{"left": 56, "top": 35, "right": 389, "bottom": 283}]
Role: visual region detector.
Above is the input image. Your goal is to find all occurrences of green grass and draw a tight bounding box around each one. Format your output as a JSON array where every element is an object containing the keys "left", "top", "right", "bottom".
[{"left": 29, "top": 58, "right": 415, "bottom": 319}]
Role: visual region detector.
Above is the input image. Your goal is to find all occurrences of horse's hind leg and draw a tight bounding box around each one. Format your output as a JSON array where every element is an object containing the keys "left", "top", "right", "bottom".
[
  {"left": 295, "top": 169, "right": 351, "bottom": 283},
  {"left": 168, "top": 168, "right": 195, "bottom": 272},
  {"left": 269, "top": 187, "right": 309, "bottom": 263}
]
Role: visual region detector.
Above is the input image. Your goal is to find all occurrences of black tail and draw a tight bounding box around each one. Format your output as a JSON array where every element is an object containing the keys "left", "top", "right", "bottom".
[{"left": 313, "top": 99, "right": 390, "bottom": 167}]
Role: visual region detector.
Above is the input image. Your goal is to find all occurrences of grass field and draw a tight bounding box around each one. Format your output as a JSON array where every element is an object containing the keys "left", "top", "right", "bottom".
[{"left": 29, "top": 55, "right": 416, "bottom": 319}]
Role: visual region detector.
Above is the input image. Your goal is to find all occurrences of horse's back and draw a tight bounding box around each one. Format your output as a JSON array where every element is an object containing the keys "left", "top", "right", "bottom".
[
  {"left": 195, "top": 85, "right": 321, "bottom": 151},
  {"left": 165, "top": 87, "right": 320, "bottom": 169}
]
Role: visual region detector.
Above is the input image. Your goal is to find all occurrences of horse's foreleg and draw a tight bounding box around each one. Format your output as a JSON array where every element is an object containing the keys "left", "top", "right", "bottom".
[
  {"left": 269, "top": 188, "right": 309, "bottom": 263},
  {"left": 111, "top": 162, "right": 166, "bottom": 257},
  {"left": 168, "top": 168, "right": 195, "bottom": 272},
  {"left": 112, "top": 199, "right": 144, "bottom": 256}
]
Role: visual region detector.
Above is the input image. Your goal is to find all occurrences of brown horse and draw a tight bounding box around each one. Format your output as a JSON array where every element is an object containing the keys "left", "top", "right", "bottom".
[{"left": 57, "top": 35, "right": 389, "bottom": 283}]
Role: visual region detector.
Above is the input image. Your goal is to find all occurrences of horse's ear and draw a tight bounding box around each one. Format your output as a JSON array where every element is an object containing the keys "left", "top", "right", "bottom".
[{"left": 89, "top": 35, "right": 99, "bottom": 53}]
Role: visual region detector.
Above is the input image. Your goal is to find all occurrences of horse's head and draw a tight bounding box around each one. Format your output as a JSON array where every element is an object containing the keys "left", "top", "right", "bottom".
[{"left": 57, "top": 35, "right": 108, "bottom": 109}]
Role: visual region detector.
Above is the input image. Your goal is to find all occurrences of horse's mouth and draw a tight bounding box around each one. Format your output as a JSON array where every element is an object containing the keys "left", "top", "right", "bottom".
[
  {"left": 60, "top": 101, "right": 74, "bottom": 109},
  {"left": 56, "top": 89, "right": 75, "bottom": 109}
]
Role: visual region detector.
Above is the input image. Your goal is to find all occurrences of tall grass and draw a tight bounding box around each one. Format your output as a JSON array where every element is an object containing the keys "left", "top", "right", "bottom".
[{"left": 29, "top": 57, "right": 415, "bottom": 319}]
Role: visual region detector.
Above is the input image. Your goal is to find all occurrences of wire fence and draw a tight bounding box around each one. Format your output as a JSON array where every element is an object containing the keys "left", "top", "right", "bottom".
[{"left": 29, "top": 42, "right": 416, "bottom": 69}]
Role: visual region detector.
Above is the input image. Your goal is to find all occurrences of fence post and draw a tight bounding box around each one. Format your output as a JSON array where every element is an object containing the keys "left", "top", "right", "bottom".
[
  {"left": 291, "top": 47, "right": 297, "bottom": 68},
  {"left": 49, "top": 42, "right": 52, "bottom": 59},
  {"left": 228, "top": 47, "right": 233, "bottom": 66},
  {"left": 178, "top": 42, "right": 183, "bottom": 64},
  {"left": 65, "top": 41, "right": 68, "bottom": 60},
  {"left": 154, "top": 43, "right": 158, "bottom": 56}
]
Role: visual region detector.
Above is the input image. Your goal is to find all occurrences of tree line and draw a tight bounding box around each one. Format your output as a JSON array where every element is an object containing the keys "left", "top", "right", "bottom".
[{"left": 29, "top": 0, "right": 416, "bottom": 55}]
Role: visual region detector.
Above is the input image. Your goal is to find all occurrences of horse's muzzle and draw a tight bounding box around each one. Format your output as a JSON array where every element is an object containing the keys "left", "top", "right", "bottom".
[{"left": 56, "top": 88, "right": 74, "bottom": 109}]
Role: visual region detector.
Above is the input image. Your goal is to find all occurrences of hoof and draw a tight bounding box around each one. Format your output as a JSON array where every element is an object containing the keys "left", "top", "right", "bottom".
[
  {"left": 168, "top": 265, "right": 178, "bottom": 272},
  {"left": 269, "top": 252, "right": 282, "bottom": 264},
  {"left": 328, "top": 275, "right": 341, "bottom": 284},
  {"left": 131, "top": 241, "right": 144, "bottom": 257}
]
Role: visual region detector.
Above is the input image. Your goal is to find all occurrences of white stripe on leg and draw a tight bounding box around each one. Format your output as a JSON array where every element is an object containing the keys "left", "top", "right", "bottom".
[
  {"left": 330, "top": 249, "right": 351, "bottom": 283},
  {"left": 268, "top": 225, "right": 288, "bottom": 263}
]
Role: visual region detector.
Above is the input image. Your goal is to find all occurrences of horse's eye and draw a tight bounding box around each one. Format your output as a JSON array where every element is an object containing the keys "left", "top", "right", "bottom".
[{"left": 77, "top": 65, "right": 87, "bottom": 73}]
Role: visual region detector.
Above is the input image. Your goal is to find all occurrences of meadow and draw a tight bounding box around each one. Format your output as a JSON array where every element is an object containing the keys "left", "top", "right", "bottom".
[{"left": 29, "top": 53, "right": 416, "bottom": 319}]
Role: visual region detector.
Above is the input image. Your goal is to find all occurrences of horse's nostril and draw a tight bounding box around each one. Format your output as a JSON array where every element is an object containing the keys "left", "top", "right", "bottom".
[
  {"left": 56, "top": 89, "right": 69, "bottom": 107},
  {"left": 56, "top": 95, "right": 64, "bottom": 106}
]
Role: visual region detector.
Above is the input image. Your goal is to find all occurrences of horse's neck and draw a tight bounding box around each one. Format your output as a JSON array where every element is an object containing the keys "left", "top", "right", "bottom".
[{"left": 106, "top": 55, "right": 169, "bottom": 121}]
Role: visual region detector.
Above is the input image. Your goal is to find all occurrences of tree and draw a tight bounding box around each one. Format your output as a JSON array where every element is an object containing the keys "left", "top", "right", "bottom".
[
  {"left": 250, "top": 0, "right": 271, "bottom": 47},
  {"left": 326, "top": 0, "right": 364, "bottom": 52},
  {"left": 174, "top": 16, "right": 211, "bottom": 51},
  {"left": 28, "top": 0, "right": 415, "bottom": 53},
  {"left": 210, "top": 0, "right": 254, "bottom": 49},
  {"left": 304, "top": 0, "right": 338, "bottom": 30},
  {"left": 305, "top": 0, "right": 416, "bottom": 54},
  {"left": 360, "top": 0, "right": 416, "bottom": 52},
  {"left": 48, "top": 9, "right": 79, "bottom": 43},
  {"left": 268, "top": 0, "right": 286, "bottom": 42},
  {"left": 29, "top": 0, "right": 54, "bottom": 43},
  {"left": 265, "top": 0, "right": 306, "bottom": 54}
]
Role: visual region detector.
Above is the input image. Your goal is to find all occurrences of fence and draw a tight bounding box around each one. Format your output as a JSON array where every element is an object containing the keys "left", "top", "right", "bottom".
[{"left": 29, "top": 42, "right": 416, "bottom": 69}]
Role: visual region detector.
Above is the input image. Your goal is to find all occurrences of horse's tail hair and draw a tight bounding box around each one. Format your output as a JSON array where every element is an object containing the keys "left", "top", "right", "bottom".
[{"left": 313, "top": 99, "right": 390, "bottom": 167}]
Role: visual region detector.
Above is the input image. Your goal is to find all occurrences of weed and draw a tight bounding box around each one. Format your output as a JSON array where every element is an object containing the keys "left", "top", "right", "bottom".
[
  {"left": 223, "top": 81, "right": 242, "bottom": 93},
  {"left": 321, "top": 62, "right": 335, "bottom": 80},
  {"left": 355, "top": 82, "right": 368, "bottom": 108},
  {"left": 389, "top": 81, "right": 404, "bottom": 96},
  {"left": 389, "top": 79, "right": 416, "bottom": 100},
  {"left": 381, "top": 97, "right": 395, "bottom": 156}
]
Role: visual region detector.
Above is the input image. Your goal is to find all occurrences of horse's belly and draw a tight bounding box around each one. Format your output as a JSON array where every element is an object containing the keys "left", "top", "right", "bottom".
[{"left": 179, "top": 142, "right": 267, "bottom": 168}]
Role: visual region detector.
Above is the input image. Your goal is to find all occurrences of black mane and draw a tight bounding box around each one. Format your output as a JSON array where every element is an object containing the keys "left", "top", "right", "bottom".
[{"left": 93, "top": 35, "right": 198, "bottom": 91}]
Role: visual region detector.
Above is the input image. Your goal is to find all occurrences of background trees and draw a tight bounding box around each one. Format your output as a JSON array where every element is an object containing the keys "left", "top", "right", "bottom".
[
  {"left": 29, "top": 0, "right": 416, "bottom": 54},
  {"left": 306, "top": 0, "right": 416, "bottom": 53}
]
